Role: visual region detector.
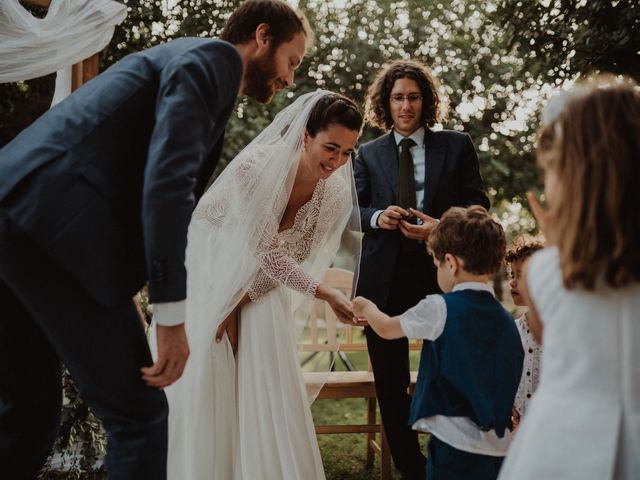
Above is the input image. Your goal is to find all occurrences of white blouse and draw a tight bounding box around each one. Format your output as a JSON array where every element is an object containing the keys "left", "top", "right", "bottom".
[{"left": 513, "top": 313, "right": 542, "bottom": 417}]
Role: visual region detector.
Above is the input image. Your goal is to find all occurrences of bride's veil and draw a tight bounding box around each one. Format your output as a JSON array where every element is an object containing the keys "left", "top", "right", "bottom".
[{"left": 163, "top": 90, "right": 361, "bottom": 476}]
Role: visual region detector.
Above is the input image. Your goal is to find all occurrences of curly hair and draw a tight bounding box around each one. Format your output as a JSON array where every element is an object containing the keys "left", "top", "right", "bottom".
[
  {"left": 428, "top": 206, "right": 506, "bottom": 276},
  {"left": 364, "top": 60, "right": 447, "bottom": 131},
  {"left": 505, "top": 238, "right": 544, "bottom": 265},
  {"left": 537, "top": 75, "right": 640, "bottom": 290}
]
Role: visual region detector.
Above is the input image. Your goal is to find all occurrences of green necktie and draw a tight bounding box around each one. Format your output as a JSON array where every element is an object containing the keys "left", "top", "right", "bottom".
[{"left": 397, "top": 137, "right": 417, "bottom": 211}]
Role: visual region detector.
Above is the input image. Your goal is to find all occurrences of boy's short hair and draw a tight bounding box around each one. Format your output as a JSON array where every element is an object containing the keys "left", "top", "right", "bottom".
[
  {"left": 505, "top": 238, "right": 544, "bottom": 265},
  {"left": 428, "top": 206, "right": 506, "bottom": 275}
]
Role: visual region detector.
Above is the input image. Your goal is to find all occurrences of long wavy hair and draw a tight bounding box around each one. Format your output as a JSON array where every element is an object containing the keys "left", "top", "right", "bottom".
[
  {"left": 364, "top": 60, "right": 447, "bottom": 131},
  {"left": 537, "top": 75, "right": 640, "bottom": 290}
]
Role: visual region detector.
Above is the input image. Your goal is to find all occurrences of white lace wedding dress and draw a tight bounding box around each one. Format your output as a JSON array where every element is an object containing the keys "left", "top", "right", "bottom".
[
  {"left": 163, "top": 90, "right": 360, "bottom": 480},
  {"left": 228, "top": 179, "right": 343, "bottom": 480},
  {"left": 170, "top": 177, "right": 347, "bottom": 479}
]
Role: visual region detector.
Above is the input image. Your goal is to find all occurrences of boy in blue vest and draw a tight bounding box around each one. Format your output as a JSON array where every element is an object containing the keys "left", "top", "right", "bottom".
[{"left": 353, "top": 205, "right": 524, "bottom": 480}]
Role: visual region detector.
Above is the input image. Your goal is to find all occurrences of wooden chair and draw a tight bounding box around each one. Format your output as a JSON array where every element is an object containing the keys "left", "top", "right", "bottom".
[{"left": 301, "top": 268, "right": 421, "bottom": 480}]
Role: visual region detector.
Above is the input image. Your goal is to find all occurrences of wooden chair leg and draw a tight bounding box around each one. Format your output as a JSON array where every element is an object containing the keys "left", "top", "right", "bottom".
[
  {"left": 365, "top": 397, "right": 376, "bottom": 468},
  {"left": 380, "top": 424, "right": 392, "bottom": 480}
]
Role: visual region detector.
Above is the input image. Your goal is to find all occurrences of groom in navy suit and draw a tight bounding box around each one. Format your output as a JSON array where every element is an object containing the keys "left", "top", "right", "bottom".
[
  {"left": 355, "top": 60, "right": 490, "bottom": 479},
  {"left": 0, "top": 1, "right": 311, "bottom": 478}
]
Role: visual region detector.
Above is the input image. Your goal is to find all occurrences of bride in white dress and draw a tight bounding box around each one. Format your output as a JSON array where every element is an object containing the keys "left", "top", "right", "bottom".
[{"left": 161, "top": 90, "right": 364, "bottom": 479}]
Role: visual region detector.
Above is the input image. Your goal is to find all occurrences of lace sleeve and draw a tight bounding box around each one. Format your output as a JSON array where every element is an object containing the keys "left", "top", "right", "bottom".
[
  {"left": 247, "top": 179, "right": 344, "bottom": 302},
  {"left": 248, "top": 253, "right": 320, "bottom": 302}
]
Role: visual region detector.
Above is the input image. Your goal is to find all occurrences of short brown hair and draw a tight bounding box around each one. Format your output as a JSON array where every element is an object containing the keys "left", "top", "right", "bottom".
[
  {"left": 220, "top": 0, "right": 314, "bottom": 49},
  {"left": 428, "top": 206, "right": 506, "bottom": 276},
  {"left": 537, "top": 76, "right": 640, "bottom": 289},
  {"left": 364, "top": 60, "right": 447, "bottom": 131},
  {"left": 505, "top": 238, "right": 544, "bottom": 265}
]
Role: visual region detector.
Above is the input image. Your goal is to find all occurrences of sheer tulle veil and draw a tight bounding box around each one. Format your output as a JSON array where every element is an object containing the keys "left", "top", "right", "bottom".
[{"left": 160, "top": 90, "right": 362, "bottom": 476}]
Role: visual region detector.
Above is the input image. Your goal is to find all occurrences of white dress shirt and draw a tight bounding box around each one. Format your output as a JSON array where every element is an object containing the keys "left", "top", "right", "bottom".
[{"left": 152, "top": 300, "right": 185, "bottom": 326}]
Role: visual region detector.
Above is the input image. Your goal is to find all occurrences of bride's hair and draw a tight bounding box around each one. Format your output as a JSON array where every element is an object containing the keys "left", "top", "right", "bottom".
[{"left": 306, "top": 93, "right": 363, "bottom": 136}]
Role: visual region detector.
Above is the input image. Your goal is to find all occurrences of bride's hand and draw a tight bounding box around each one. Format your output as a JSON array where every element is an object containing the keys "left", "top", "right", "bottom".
[
  {"left": 216, "top": 307, "right": 239, "bottom": 354},
  {"left": 316, "top": 283, "right": 358, "bottom": 325}
]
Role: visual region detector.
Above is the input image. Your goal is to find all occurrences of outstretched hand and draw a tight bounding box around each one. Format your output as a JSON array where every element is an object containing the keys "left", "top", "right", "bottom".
[
  {"left": 398, "top": 208, "right": 439, "bottom": 241},
  {"left": 352, "top": 296, "right": 376, "bottom": 321},
  {"left": 141, "top": 324, "right": 189, "bottom": 388}
]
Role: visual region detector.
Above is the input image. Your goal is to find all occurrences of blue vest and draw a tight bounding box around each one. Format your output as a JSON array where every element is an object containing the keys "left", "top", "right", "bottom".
[{"left": 409, "top": 289, "right": 524, "bottom": 437}]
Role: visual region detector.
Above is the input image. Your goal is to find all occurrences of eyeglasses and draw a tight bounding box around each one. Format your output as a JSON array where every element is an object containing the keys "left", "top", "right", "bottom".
[{"left": 390, "top": 93, "right": 423, "bottom": 105}]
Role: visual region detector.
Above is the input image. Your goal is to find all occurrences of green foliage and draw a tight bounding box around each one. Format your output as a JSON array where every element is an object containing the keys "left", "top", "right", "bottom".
[
  {"left": 39, "top": 370, "right": 106, "bottom": 479},
  {"left": 496, "top": 0, "right": 640, "bottom": 82}
]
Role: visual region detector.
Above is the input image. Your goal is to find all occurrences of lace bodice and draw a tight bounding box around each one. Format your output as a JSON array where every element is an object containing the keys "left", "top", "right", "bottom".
[
  {"left": 191, "top": 145, "right": 348, "bottom": 303},
  {"left": 248, "top": 177, "right": 345, "bottom": 301}
]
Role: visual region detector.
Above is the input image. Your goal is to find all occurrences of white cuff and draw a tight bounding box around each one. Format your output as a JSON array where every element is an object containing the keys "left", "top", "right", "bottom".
[
  {"left": 152, "top": 300, "right": 186, "bottom": 326},
  {"left": 370, "top": 210, "right": 384, "bottom": 229}
]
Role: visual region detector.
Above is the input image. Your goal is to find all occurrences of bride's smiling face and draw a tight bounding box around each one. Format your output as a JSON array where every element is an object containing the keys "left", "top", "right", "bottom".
[{"left": 302, "top": 124, "right": 359, "bottom": 180}]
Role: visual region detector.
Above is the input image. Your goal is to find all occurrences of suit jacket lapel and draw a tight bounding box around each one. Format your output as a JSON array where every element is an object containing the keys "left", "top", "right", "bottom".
[
  {"left": 423, "top": 130, "right": 445, "bottom": 214},
  {"left": 377, "top": 131, "right": 399, "bottom": 194}
]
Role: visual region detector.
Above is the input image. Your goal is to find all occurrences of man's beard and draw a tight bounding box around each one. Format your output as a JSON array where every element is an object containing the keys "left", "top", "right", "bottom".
[{"left": 243, "top": 48, "right": 281, "bottom": 104}]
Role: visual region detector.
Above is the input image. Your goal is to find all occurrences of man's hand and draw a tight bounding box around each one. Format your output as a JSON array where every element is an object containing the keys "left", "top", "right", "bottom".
[
  {"left": 215, "top": 308, "right": 239, "bottom": 354},
  {"left": 398, "top": 208, "right": 439, "bottom": 241},
  {"left": 377, "top": 205, "right": 409, "bottom": 230},
  {"left": 141, "top": 324, "right": 189, "bottom": 388}
]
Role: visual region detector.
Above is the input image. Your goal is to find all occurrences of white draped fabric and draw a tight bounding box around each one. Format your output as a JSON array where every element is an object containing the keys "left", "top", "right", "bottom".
[{"left": 0, "top": 0, "right": 126, "bottom": 103}]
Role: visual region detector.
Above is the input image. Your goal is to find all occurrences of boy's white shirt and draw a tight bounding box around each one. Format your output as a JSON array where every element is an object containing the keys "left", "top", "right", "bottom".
[{"left": 400, "top": 281, "right": 515, "bottom": 456}]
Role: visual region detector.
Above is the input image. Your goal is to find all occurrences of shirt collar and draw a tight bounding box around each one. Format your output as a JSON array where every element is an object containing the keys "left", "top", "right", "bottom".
[
  {"left": 451, "top": 281, "right": 495, "bottom": 297},
  {"left": 393, "top": 127, "right": 425, "bottom": 147}
]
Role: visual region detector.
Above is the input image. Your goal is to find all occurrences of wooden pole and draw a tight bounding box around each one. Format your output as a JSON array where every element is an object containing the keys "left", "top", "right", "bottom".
[{"left": 71, "top": 54, "right": 100, "bottom": 91}]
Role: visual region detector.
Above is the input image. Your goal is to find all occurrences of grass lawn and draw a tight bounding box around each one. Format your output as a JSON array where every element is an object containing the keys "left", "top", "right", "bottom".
[
  {"left": 41, "top": 328, "right": 427, "bottom": 479},
  {"left": 310, "top": 339, "right": 426, "bottom": 480}
]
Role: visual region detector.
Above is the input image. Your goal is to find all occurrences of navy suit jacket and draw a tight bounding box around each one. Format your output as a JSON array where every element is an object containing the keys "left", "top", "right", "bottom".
[
  {"left": 354, "top": 129, "right": 490, "bottom": 306},
  {"left": 0, "top": 38, "right": 242, "bottom": 306}
]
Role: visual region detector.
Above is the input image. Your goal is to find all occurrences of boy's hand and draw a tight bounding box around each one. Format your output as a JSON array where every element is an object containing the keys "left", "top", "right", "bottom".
[{"left": 352, "top": 296, "right": 375, "bottom": 319}]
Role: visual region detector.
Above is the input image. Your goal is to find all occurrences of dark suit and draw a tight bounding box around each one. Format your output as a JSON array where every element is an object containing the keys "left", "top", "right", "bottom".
[
  {"left": 354, "top": 129, "right": 489, "bottom": 479},
  {"left": 0, "top": 38, "right": 242, "bottom": 479}
]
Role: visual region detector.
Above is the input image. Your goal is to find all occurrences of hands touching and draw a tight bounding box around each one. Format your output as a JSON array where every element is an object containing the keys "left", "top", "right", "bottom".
[
  {"left": 398, "top": 208, "right": 439, "bottom": 241},
  {"left": 352, "top": 296, "right": 376, "bottom": 322},
  {"left": 316, "top": 283, "right": 367, "bottom": 326},
  {"left": 141, "top": 324, "right": 190, "bottom": 388},
  {"left": 353, "top": 296, "right": 404, "bottom": 340},
  {"left": 378, "top": 206, "right": 438, "bottom": 242},
  {"left": 377, "top": 205, "right": 410, "bottom": 230}
]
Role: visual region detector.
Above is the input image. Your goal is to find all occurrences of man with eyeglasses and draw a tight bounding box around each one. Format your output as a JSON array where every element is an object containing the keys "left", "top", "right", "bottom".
[{"left": 354, "top": 60, "right": 489, "bottom": 480}]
